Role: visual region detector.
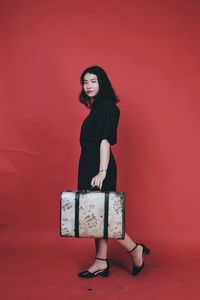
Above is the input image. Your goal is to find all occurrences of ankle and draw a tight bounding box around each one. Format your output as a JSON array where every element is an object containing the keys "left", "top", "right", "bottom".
[
  {"left": 93, "top": 259, "right": 107, "bottom": 269},
  {"left": 128, "top": 243, "right": 138, "bottom": 254},
  {"left": 95, "top": 255, "right": 107, "bottom": 261}
]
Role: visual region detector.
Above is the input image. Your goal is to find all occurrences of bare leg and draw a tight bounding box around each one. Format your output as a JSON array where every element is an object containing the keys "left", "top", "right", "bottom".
[
  {"left": 87, "top": 232, "right": 143, "bottom": 272},
  {"left": 86, "top": 238, "right": 108, "bottom": 272},
  {"left": 114, "top": 232, "right": 144, "bottom": 266}
]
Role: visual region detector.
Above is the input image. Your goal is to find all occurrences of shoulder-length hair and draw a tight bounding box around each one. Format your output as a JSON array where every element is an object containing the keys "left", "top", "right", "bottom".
[{"left": 79, "top": 65, "right": 120, "bottom": 108}]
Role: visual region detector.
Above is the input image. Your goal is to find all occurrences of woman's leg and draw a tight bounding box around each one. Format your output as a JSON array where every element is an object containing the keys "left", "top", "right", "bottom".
[
  {"left": 95, "top": 238, "right": 108, "bottom": 258},
  {"left": 93, "top": 233, "right": 143, "bottom": 269},
  {"left": 114, "top": 232, "right": 144, "bottom": 266},
  {"left": 86, "top": 238, "right": 108, "bottom": 272}
]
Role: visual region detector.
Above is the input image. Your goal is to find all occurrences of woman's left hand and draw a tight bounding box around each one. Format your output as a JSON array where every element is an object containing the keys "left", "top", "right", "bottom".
[{"left": 91, "top": 172, "right": 106, "bottom": 190}]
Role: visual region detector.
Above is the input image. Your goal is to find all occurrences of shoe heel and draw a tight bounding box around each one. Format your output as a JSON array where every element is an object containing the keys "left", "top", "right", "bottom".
[
  {"left": 101, "top": 267, "right": 110, "bottom": 277},
  {"left": 142, "top": 244, "right": 150, "bottom": 255}
]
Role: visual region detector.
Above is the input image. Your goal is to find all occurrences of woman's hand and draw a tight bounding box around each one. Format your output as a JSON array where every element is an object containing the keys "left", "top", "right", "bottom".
[{"left": 91, "top": 172, "right": 106, "bottom": 190}]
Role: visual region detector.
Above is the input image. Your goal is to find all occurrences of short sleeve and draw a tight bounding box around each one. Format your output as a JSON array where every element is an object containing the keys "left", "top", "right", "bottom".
[
  {"left": 80, "top": 100, "right": 120, "bottom": 146},
  {"left": 99, "top": 102, "right": 120, "bottom": 145}
]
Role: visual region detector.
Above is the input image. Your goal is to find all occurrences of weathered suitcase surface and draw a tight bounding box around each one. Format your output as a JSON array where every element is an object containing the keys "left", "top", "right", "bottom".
[{"left": 60, "top": 190, "right": 125, "bottom": 239}]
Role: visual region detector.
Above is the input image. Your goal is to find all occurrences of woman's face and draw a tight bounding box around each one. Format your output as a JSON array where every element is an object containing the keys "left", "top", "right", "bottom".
[{"left": 83, "top": 73, "right": 99, "bottom": 98}]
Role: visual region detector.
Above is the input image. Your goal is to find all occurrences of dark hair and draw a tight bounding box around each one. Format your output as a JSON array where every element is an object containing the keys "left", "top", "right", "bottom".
[{"left": 79, "top": 65, "right": 120, "bottom": 108}]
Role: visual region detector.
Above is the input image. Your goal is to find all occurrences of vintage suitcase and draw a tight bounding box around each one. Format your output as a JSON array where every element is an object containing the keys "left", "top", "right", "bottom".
[{"left": 60, "top": 190, "right": 125, "bottom": 239}]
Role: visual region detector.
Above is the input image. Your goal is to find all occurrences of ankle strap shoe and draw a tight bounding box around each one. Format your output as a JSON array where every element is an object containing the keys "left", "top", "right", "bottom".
[
  {"left": 128, "top": 243, "right": 150, "bottom": 276},
  {"left": 78, "top": 257, "right": 110, "bottom": 278}
]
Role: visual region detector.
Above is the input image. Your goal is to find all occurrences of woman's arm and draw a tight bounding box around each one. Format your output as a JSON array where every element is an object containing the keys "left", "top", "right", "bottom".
[
  {"left": 99, "top": 139, "right": 110, "bottom": 173},
  {"left": 91, "top": 139, "right": 110, "bottom": 190}
]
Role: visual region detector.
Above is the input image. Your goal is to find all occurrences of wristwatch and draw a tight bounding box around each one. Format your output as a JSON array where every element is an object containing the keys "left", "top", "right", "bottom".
[{"left": 99, "top": 167, "right": 107, "bottom": 173}]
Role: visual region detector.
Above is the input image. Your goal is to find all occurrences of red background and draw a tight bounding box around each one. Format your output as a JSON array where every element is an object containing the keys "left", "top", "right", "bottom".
[{"left": 1, "top": 0, "right": 200, "bottom": 299}]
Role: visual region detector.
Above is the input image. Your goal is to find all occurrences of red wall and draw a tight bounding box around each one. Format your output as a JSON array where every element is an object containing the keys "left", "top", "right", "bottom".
[{"left": 1, "top": 0, "right": 200, "bottom": 242}]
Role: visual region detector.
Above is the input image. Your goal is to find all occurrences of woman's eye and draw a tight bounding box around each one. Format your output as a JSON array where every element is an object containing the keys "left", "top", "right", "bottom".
[{"left": 83, "top": 80, "right": 97, "bottom": 85}]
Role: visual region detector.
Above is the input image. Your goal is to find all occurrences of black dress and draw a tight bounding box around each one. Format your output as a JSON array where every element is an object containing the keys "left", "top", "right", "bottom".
[{"left": 77, "top": 99, "right": 120, "bottom": 192}]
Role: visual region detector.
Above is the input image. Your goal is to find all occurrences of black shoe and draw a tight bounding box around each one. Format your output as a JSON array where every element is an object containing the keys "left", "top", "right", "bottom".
[
  {"left": 78, "top": 257, "right": 110, "bottom": 278},
  {"left": 128, "top": 243, "right": 150, "bottom": 276}
]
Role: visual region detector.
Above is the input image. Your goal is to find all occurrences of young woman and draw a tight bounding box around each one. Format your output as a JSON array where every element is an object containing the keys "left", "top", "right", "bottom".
[{"left": 77, "top": 65, "right": 150, "bottom": 278}]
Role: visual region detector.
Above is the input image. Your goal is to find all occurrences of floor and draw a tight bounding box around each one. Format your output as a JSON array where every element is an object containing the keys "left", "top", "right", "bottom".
[{"left": 1, "top": 227, "right": 200, "bottom": 300}]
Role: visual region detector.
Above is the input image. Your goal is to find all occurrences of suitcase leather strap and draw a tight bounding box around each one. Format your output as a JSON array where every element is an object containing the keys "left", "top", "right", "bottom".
[
  {"left": 104, "top": 192, "right": 109, "bottom": 239},
  {"left": 75, "top": 191, "right": 80, "bottom": 237},
  {"left": 74, "top": 191, "right": 110, "bottom": 239}
]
